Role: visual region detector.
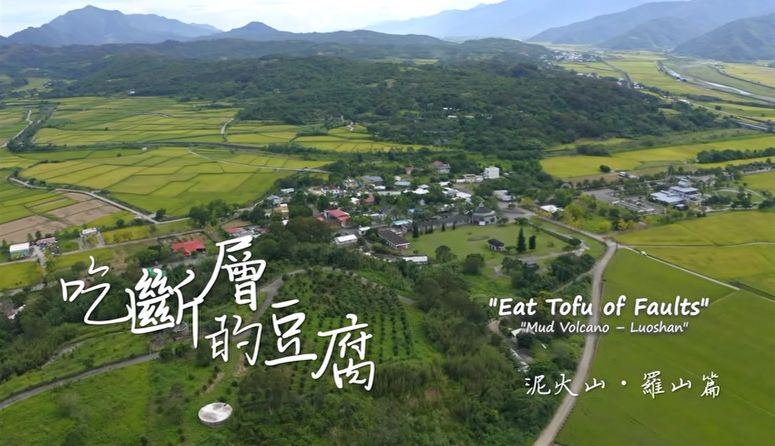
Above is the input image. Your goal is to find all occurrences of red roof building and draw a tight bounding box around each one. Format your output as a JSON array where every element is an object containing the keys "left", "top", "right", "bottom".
[
  {"left": 172, "top": 239, "right": 206, "bottom": 257},
  {"left": 325, "top": 209, "right": 351, "bottom": 227}
]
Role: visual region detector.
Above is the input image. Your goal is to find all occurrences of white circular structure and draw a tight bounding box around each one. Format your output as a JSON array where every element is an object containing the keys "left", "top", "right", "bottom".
[{"left": 198, "top": 402, "right": 233, "bottom": 427}]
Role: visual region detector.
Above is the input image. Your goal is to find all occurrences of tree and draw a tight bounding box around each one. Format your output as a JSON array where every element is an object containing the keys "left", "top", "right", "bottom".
[
  {"left": 155, "top": 208, "right": 166, "bottom": 220},
  {"left": 528, "top": 235, "right": 536, "bottom": 250},
  {"left": 435, "top": 245, "right": 456, "bottom": 263},
  {"left": 441, "top": 223, "right": 446, "bottom": 232},
  {"left": 462, "top": 254, "right": 485, "bottom": 275},
  {"left": 188, "top": 206, "right": 209, "bottom": 227},
  {"left": 517, "top": 228, "right": 527, "bottom": 253},
  {"left": 412, "top": 223, "right": 420, "bottom": 239},
  {"left": 599, "top": 165, "right": 611, "bottom": 173}
]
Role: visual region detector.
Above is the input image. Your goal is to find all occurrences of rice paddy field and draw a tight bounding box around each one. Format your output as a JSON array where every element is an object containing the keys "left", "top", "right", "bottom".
[
  {"left": 228, "top": 121, "right": 426, "bottom": 152},
  {"left": 744, "top": 171, "right": 775, "bottom": 195},
  {"left": 557, "top": 249, "right": 775, "bottom": 446},
  {"left": 0, "top": 102, "right": 35, "bottom": 146},
  {"left": 35, "top": 96, "right": 237, "bottom": 146},
  {"left": 542, "top": 134, "right": 775, "bottom": 179},
  {"left": 721, "top": 63, "right": 775, "bottom": 89},
  {"left": 33, "top": 96, "right": 427, "bottom": 152},
  {"left": 617, "top": 211, "right": 775, "bottom": 296},
  {"left": 664, "top": 60, "right": 775, "bottom": 100},
  {"left": 18, "top": 146, "right": 328, "bottom": 215}
]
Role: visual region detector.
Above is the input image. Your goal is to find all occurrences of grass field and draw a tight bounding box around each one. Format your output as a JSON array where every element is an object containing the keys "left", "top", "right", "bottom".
[
  {"left": 0, "top": 261, "right": 43, "bottom": 290},
  {"left": 35, "top": 96, "right": 237, "bottom": 146},
  {"left": 542, "top": 134, "right": 775, "bottom": 179},
  {"left": 557, "top": 249, "right": 775, "bottom": 446},
  {"left": 0, "top": 330, "right": 150, "bottom": 401},
  {"left": 19, "top": 146, "right": 328, "bottom": 215}
]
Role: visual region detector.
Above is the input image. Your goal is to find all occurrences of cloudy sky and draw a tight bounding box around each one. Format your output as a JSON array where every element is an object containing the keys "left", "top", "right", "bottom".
[{"left": 0, "top": 0, "right": 504, "bottom": 36}]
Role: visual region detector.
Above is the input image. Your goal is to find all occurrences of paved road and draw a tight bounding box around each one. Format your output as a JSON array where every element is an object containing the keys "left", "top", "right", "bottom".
[
  {"left": 0, "top": 353, "right": 159, "bottom": 410},
  {"left": 533, "top": 239, "right": 617, "bottom": 446}
]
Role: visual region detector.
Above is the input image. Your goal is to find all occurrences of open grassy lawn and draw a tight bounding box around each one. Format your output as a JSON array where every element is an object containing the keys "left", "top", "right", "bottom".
[
  {"left": 557, "top": 249, "right": 775, "bottom": 446},
  {"left": 19, "top": 146, "right": 328, "bottom": 215},
  {"left": 542, "top": 134, "right": 775, "bottom": 179},
  {"left": 412, "top": 223, "right": 571, "bottom": 266},
  {"left": 0, "top": 261, "right": 43, "bottom": 290},
  {"left": 35, "top": 96, "right": 236, "bottom": 146}
]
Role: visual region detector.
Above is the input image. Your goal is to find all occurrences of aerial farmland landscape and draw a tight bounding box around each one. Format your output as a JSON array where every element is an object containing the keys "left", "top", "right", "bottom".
[{"left": 0, "top": 1, "right": 773, "bottom": 445}]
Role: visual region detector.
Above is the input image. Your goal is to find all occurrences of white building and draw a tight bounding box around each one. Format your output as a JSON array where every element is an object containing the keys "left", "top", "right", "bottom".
[
  {"left": 334, "top": 234, "right": 358, "bottom": 246},
  {"left": 483, "top": 166, "right": 500, "bottom": 180},
  {"left": 9, "top": 242, "right": 31, "bottom": 259}
]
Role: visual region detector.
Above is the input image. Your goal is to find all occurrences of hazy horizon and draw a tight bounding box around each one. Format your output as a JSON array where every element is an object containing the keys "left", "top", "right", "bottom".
[{"left": 0, "top": 0, "right": 504, "bottom": 36}]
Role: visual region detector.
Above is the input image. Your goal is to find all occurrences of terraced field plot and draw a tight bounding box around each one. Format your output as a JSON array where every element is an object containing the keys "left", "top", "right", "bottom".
[
  {"left": 542, "top": 134, "right": 775, "bottom": 179},
  {"left": 20, "top": 147, "right": 328, "bottom": 215},
  {"left": 558, "top": 249, "right": 775, "bottom": 446},
  {"left": 35, "top": 96, "right": 237, "bottom": 146},
  {"left": 227, "top": 121, "right": 426, "bottom": 152}
]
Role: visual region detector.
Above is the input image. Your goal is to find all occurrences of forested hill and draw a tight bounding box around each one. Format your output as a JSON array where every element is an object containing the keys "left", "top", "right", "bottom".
[
  {"left": 53, "top": 55, "right": 723, "bottom": 149},
  {"left": 0, "top": 37, "right": 551, "bottom": 75}
]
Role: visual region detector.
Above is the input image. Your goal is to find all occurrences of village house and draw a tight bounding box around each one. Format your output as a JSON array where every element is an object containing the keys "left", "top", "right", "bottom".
[
  {"left": 488, "top": 239, "right": 506, "bottom": 252},
  {"left": 378, "top": 228, "right": 411, "bottom": 250},
  {"left": 361, "top": 175, "right": 384, "bottom": 187},
  {"left": 171, "top": 239, "right": 206, "bottom": 257},
  {"left": 431, "top": 160, "right": 451, "bottom": 174},
  {"left": 472, "top": 207, "right": 497, "bottom": 225},
  {"left": 334, "top": 234, "right": 358, "bottom": 246},
  {"left": 324, "top": 208, "right": 351, "bottom": 227},
  {"left": 483, "top": 166, "right": 500, "bottom": 180}
]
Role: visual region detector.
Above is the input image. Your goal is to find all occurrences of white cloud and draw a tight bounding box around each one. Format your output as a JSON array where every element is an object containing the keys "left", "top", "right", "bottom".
[{"left": 0, "top": 0, "right": 504, "bottom": 35}]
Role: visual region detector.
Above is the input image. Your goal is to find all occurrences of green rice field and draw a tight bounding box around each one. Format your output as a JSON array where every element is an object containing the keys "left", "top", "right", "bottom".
[{"left": 19, "top": 146, "right": 328, "bottom": 215}]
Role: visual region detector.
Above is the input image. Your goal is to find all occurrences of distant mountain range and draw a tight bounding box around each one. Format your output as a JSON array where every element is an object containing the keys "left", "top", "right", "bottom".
[
  {"left": 532, "top": 0, "right": 775, "bottom": 50},
  {"left": 369, "top": 0, "right": 652, "bottom": 40},
  {"left": 6, "top": 5, "right": 220, "bottom": 46},
  {"left": 675, "top": 13, "right": 775, "bottom": 61},
  {"left": 196, "top": 21, "right": 444, "bottom": 46}
]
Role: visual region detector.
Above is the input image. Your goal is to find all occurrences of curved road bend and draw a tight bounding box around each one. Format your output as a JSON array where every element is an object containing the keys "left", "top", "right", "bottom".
[
  {"left": 0, "top": 273, "right": 293, "bottom": 411},
  {"left": 533, "top": 239, "right": 617, "bottom": 446}
]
